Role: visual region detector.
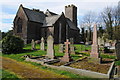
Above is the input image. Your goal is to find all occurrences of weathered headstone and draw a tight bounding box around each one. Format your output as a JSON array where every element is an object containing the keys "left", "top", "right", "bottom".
[
  {"left": 70, "top": 38, "right": 75, "bottom": 53},
  {"left": 115, "top": 42, "right": 120, "bottom": 60},
  {"left": 61, "top": 39, "right": 72, "bottom": 62},
  {"left": 98, "top": 37, "right": 104, "bottom": 46},
  {"left": 59, "top": 44, "right": 64, "bottom": 53},
  {"left": 46, "top": 35, "right": 54, "bottom": 59},
  {"left": 90, "top": 24, "right": 101, "bottom": 63},
  {"left": 31, "top": 39, "right": 36, "bottom": 50},
  {"left": 40, "top": 37, "right": 45, "bottom": 50},
  {"left": 70, "top": 38, "right": 74, "bottom": 44},
  {"left": 70, "top": 38, "right": 75, "bottom": 54},
  {"left": 118, "top": 66, "right": 120, "bottom": 77},
  {"left": 70, "top": 45, "right": 75, "bottom": 54},
  {"left": 105, "top": 42, "right": 111, "bottom": 47}
]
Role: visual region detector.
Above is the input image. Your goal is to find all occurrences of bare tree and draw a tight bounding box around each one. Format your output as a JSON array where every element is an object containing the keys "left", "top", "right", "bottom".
[
  {"left": 101, "top": 7, "right": 114, "bottom": 40},
  {"left": 81, "top": 11, "right": 97, "bottom": 42},
  {"left": 113, "top": 2, "right": 120, "bottom": 41},
  {"left": 113, "top": 3, "right": 120, "bottom": 28}
]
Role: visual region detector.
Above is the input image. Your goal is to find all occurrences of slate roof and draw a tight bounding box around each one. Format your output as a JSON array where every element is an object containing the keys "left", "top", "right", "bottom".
[
  {"left": 23, "top": 7, "right": 45, "bottom": 23},
  {"left": 43, "top": 15, "right": 61, "bottom": 27},
  {"left": 45, "top": 9, "right": 58, "bottom": 16},
  {"left": 66, "top": 18, "right": 79, "bottom": 30},
  {"left": 21, "top": 6, "right": 79, "bottom": 30}
]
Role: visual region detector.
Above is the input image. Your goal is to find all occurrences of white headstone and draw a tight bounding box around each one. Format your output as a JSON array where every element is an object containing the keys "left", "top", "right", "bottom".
[
  {"left": 40, "top": 37, "right": 45, "bottom": 50},
  {"left": 46, "top": 35, "right": 54, "bottom": 59}
]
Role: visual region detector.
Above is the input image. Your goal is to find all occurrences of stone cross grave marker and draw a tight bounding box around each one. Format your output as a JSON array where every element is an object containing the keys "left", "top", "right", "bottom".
[
  {"left": 46, "top": 35, "right": 54, "bottom": 59},
  {"left": 40, "top": 37, "right": 45, "bottom": 50},
  {"left": 61, "top": 39, "right": 72, "bottom": 62},
  {"left": 115, "top": 42, "right": 120, "bottom": 60},
  {"left": 70, "top": 38, "right": 75, "bottom": 54},
  {"left": 90, "top": 24, "right": 101, "bottom": 63},
  {"left": 59, "top": 44, "right": 64, "bottom": 53},
  {"left": 31, "top": 39, "right": 36, "bottom": 50}
]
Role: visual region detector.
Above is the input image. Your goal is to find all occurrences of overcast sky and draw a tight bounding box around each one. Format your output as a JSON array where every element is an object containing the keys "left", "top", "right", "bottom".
[{"left": 0, "top": 0, "right": 119, "bottom": 32}]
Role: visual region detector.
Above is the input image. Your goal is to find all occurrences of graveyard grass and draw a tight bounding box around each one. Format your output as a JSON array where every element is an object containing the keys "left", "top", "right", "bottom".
[
  {"left": 1, "top": 69, "right": 19, "bottom": 79},
  {"left": 2, "top": 44, "right": 120, "bottom": 78},
  {"left": 2, "top": 44, "right": 92, "bottom": 78}
]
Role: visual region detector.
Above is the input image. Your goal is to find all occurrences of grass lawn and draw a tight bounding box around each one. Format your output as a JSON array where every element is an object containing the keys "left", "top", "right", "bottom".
[
  {"left": 1, "top": 69, "right": 20, "bottom": 79},
  {"left": 2, "top": 44, "right": 91, "bottom": 78},
  {"left": 2, "top": 43, "right": 120, "bottom": 79},
  {"left": 2, "top": 44, "right": 91, "bottom": 61}
]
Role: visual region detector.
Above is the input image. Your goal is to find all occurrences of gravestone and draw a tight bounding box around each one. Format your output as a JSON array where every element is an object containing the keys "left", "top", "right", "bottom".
[
  {"left": 105, "top": 42, "right": 111, "bottom": 48},
  {"left": 31, "top": 39, "right": 36, "bottom": 50},
  {"left": 46, "top": 35, "right": 54, "bottom": 59},
  {"left": 90, "top": 24, "right": 101, "bottom": 63},
  {"left": 40, "top": 37, "right": 45, "bottom": 51},
  {"left": 98, "top": 37, "right": 104, "bottom": 46},
  {"left": 115, "top": 42, "right": 120, "bottom": 60},
  {"left": 118, "top": 66, "right": 120, "bottom": 77},
  {"left": 70, "top": 38, "right": 75, "bottom": 54},
  {"left": 61, "top": 39, "right": 72, "bottom": 62},
  {"left": 59, "top": 44, "right": 64, "bottom": 53}
]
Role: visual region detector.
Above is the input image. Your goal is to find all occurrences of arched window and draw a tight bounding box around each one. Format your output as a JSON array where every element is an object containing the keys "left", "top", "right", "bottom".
[{"left": 17, "top": 17, "right": 22, "bottom": 33}]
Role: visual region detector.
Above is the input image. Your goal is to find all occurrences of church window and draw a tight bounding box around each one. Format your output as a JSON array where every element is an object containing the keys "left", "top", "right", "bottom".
[{"left": 17, "top": 17, "right": 22, "bottom": 33}]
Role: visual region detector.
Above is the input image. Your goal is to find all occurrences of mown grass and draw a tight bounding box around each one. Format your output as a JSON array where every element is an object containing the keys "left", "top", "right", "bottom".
[
  {"left": 24, "top": 61, "right": 89, "bottom": 78},
  {"left": 115, "top": 61, "right": 120, "bottom": 66},
  {"left": 2, "top": 43, "right": 117, "bottom": 61},
  {"left": 10, "top": 44, "right": 91, "bottom": 61},
  {"left": 100, "top": 54, "right": 116, "bottom": 59},
  {"left": 1, "top": 69, "right": 20, "bottom": 79}
]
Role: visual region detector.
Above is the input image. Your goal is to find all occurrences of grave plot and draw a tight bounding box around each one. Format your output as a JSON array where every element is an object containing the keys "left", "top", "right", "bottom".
[
  {"left": 26, "top": 35, "right": 60, "bottom": 64},
  {"left": 68, "top": 58, "right": 112, "bottom": 74}
]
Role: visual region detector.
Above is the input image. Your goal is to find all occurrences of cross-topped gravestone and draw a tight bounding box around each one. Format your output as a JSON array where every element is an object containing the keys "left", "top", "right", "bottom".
[
  {"left": 70, "top": 38, "right": 75, "bottom": 54},
  {"left": 61, "top": 39, "right": 72, "bottom": 62},
  {"left": 115, "top": 42, "right": 120, "bottom": 60},
  {"left": 59, "top": 44, "right": 64, "bottom": 53},
  {"left": 46, "top": 35, "right": 54, "bottom": 59},
  {"left": 90, "top": 24, "right": 101, "bottom": 63},
  {"left": 31, "top": 39, "right": 36, "bottom": 50},
  {"left": 65, "top": 39, "right": 70, "bottom": 53},
  {"left": 40, "top": 37, "right": 45, "bottom": 51}
]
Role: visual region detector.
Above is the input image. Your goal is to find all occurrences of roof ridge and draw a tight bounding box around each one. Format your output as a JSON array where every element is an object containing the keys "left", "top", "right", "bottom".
[
  {"left": 23, "top": 7, "right": 44, "bottom": 14},
  {"left": 45, "top": 9, "right": 58, "bottom": 16}
]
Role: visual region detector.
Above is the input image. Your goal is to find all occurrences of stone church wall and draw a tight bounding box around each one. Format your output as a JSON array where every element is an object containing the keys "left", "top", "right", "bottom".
[{"left": 27, "top": 21, "right": 43, "bottom": 43}]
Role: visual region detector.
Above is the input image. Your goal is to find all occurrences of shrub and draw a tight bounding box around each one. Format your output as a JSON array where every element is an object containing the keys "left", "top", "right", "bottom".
[{"left": 2, "top": 35, "right": 24, "bottom": 54}]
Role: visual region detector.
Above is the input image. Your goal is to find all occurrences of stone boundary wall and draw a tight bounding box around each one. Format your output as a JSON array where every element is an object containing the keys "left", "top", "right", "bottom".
[
  {"left": 107, "top": 62, "right": 115, "bottom": 78},
  {"left": 44, "top": 64, "right": 109, "bottom": 78},
  {"left": 25, "top": 58, "right": 115, "bottom": 78}
]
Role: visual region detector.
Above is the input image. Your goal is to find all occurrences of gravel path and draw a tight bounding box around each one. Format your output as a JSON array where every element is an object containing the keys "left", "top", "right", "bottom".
[{"left": 2, "top": 57, "right": 68, "bottom": 78}]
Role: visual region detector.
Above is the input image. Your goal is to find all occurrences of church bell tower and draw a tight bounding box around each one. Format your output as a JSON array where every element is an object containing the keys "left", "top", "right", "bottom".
[{"left": 65, "top": 4, "right": 77, "bottom": 27}]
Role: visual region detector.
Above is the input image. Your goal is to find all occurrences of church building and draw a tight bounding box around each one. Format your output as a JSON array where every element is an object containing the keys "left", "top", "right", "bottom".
[{"left": 13, "top": 4, "right": 81, "bottom": 44}]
